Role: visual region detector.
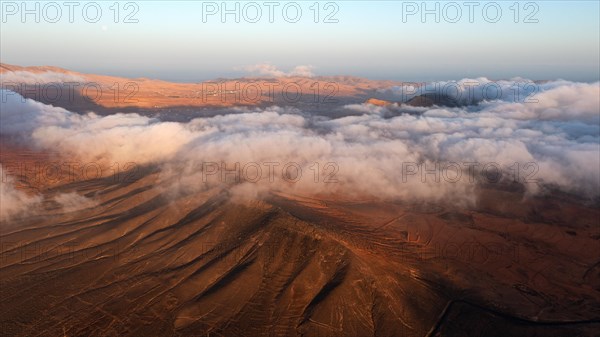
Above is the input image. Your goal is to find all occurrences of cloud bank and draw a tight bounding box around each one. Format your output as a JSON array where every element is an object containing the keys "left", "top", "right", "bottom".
[
  {"left": 1, "top": 78, "right": 598, "bottom": 219},
  {"left": 0, "top": 71, "right": 86, "bottom": 85}
]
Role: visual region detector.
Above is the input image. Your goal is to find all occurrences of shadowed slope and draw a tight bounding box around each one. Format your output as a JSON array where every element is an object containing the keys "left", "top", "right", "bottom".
[{"left": 1, "top": 149, "right": 599, "bottom": 337}]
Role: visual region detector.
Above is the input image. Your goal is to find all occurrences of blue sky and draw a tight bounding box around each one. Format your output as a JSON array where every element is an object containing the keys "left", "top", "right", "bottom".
[{"left": 1, "top": 1, "right": 599, "bottom": 81}]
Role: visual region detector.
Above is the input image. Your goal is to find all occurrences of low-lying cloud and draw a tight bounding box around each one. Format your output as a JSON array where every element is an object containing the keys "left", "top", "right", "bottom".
[
  {"left": 1, "top": 77, "right": 598, "bottom": 220},
  {"left": 0, "top": 70, "right": 86, "bottom": 85},
  {"left": 0, "top": 165, "right": 96, "bottom": 221},
  {"left": 0, "top": 165, "right": 43, "bottom": 221}
]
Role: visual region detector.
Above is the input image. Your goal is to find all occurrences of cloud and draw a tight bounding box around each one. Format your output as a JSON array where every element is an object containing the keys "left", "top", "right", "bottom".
[
  {"left": 382, "top": 78, "right": 593, "bottom": 108},
  {"left": 0, "top": 71, "right": 86, "bottom": 85},
  {"left": 287, "top": 65, "right": 315, "bottom": 77},
  {"left": 241, "top": 63, "right": 315, "bottom": 78},
  {"left": 0, "top": 163, "right": 98, "bottom": 221},
  {"left": 0, "top": 165, "right": 43, "bottom": 221},
  {"left": 53, "top": 192, "right": 97, "bottom": 212},
  {"left": 0, "top": 78, "right": 598, "bottom": 212},
  {"left": 0, "top": 93, "right": 196, "bottom": 166}
]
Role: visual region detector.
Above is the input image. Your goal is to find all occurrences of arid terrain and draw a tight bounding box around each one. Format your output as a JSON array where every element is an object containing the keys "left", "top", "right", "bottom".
[
  {"left": 1, "top": 65, "right": 599, "bottom": 337},
  {"left": 1, "top": 140, "right": 599, "bottom": 337},
  {"left": 0, "top": 63, "right": 404, "bottom": 118}
]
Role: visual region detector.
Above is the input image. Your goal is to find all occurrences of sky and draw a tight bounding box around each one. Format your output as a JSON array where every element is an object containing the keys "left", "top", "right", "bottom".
[{"left": 1, "top": 1, "right": 599, "bottom": 82}]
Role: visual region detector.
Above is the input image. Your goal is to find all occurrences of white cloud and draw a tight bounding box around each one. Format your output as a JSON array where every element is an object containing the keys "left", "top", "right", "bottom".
[
  {"left": 0, "top": 165, "right": 43, "bottom": 221},
  {"left": 241, "top": 63, "right": 315, "bottom": 78},
  {"left": 0, "top": 71, "right": 86, "bottom": 85},
  {"left": 54, "top": 192, "right": 97, "bottom": 212},
  {"left": 0, "top": 78, "right": 598, "bottom": 213}
]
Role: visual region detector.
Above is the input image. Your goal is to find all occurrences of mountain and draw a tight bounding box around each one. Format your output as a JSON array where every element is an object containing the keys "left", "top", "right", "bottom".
[
  {"left": 1, "top": 65, "right": 599, "bottom": 336},
  {"left": 0, "top": 141, "right": 599, "bottom": 336},
  {"left": 0, "top": 63, "right": 403, "bottom": 115}
]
